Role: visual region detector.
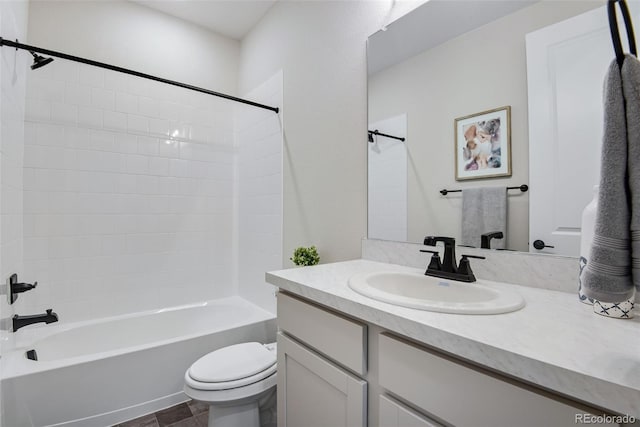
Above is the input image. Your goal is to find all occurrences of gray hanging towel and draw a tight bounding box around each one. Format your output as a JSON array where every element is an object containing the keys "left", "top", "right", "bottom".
[
  {"left": 623, "top": 54, "right": 640, "bottom": 298},
  {"left": 583, "top": 56, "right": 638, "bottom": 303},
  {"left": 460, "top": 187, "right": 507, "bottom": 249}
]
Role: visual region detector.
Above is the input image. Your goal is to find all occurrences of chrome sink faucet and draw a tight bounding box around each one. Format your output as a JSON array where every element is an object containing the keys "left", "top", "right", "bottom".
[{"left": 422, "top": 236, "right": 485, "bottom": 283}]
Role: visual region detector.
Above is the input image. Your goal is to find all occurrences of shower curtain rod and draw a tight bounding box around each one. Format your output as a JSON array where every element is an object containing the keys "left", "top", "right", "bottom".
[
  {"left": 368, "top": 129, "right": 405, "bottom": 141},
  {"left": 0, "top": 38, "right": 279, "bottom": 114}
]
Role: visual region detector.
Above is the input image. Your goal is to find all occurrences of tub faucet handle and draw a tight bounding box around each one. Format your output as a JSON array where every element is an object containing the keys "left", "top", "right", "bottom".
[{"left": 8, "top": 273, "right": 38, "bottom": 305}]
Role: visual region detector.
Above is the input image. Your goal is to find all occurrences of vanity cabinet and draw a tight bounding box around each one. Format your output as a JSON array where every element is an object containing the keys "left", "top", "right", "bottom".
[
  {"left": 277, "top": 292, "right": 368, "bottom": 427},
  {"left": 276, "top": 290, "right": 625, "bottom": 427}
]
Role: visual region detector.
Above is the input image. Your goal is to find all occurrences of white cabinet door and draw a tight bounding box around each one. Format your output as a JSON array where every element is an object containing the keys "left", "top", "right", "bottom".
[
  {"left": 277, "top": 332, "right": 367, "bottom": 427},
  {"left": 526, "top": 4, "right": 640, "bottom": 256},
  {"left": 379, "top": 394, "right": 442, "bottom": 427}
]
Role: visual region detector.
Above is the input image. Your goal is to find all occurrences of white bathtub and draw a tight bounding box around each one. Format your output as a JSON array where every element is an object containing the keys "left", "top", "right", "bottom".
[{"left": 1, "top": 296, "right": 276, "bottom": 427}]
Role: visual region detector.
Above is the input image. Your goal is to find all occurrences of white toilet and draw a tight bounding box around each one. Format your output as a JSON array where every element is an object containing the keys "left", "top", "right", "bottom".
[{"left": 184, "top": 342, "right": 277, "bottom": 427}]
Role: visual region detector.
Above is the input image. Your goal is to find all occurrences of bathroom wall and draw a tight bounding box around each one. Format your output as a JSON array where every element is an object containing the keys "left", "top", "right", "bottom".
[
  {"left": 0, "top": 2, "right": 30, "bottom": 424},
  {"left": 236, "top": 71, "right": 283, "bottom": 314},
  {"left": 20, "top": 60, "right": 237, "bottom": 321},
  {"left": 238, "top": 1, "right": 423, "bottom": 266},
  {"left": 368, "top": 1, "right": 603, "bottom": 251},
  {"left": 26, "top": 0, "right": 239, "bottom": 93}
]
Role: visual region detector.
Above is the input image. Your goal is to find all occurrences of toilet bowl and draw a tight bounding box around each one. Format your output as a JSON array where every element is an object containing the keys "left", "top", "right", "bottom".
[{"left": 184, "top": 342, "right": 277, "bottom": 427}]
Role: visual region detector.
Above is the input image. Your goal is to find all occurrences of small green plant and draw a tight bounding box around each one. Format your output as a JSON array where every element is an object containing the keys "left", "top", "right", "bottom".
[{"left": 290, "top": 246, "right": 320, "bottom": 266}]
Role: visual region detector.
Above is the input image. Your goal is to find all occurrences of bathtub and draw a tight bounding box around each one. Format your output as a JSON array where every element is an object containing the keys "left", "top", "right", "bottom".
[{"left": 1, "top": 296, "right": 276, "bottom": 427}]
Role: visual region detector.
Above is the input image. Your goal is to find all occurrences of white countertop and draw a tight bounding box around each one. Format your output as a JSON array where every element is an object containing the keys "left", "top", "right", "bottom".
[{"left": 266, "top": 259, "right": 640, "bottom": 418}]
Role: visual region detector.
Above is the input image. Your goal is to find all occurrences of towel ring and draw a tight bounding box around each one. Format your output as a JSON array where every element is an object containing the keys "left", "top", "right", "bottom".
[{"left": 608, "top": 0, "right": 638, "bottom": 68}]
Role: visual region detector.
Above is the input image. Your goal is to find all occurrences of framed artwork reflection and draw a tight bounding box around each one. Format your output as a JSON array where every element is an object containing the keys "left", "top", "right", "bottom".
[{"left": 454, "top": 106, "right": 511, "bottom": 181}]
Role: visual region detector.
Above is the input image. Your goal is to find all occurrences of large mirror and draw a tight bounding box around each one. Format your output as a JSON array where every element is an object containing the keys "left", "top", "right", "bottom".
[{"left": 367, "top": 0, "right": 638, "bottom": 256}]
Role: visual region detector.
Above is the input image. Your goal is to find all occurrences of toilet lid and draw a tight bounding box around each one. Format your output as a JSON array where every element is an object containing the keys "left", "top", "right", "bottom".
[{"left": 188, "top": 342, "right": 276, "bottom": 383}]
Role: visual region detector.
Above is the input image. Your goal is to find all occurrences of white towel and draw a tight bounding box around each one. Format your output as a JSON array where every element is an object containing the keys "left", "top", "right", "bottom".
[{"left": 460, "top": 187, "right": 507, "bottom": 249}]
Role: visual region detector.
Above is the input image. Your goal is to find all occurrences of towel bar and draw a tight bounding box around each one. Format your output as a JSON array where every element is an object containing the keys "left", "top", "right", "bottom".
[{"left": 440, "top": 184, "right": 528, "bottom": 196}]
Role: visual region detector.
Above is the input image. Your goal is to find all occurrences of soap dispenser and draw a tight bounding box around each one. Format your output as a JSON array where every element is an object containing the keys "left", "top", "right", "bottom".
[{"left": 578, "top": 185, "right": 598, "bottom": 304}]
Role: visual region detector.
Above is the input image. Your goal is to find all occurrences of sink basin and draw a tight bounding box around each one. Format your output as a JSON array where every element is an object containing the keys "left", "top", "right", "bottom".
[{"left": 348, "top": 271, "right": 525, "bottom": 314}]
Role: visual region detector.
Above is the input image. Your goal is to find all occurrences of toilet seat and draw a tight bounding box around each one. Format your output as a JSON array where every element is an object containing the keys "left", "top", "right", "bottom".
[
  {"left": 185, "top": 363, "right": 277, "bottom": 390},
  {"left": 185, "top": 342, "right": 277, "bottom": 391}
]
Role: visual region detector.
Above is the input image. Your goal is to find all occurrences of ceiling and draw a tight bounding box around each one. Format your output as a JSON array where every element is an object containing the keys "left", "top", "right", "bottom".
[
  {"left": 368, "top": 0, "right": 537, "bottom": 75},
  {"left": 132, "top": 0, "right": 277, "bottom": 40}
]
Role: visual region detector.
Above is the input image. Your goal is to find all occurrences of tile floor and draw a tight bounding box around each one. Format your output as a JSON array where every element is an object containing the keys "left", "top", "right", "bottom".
[{"left": 113, "top": 400, "right": 209, "bottom": 427}]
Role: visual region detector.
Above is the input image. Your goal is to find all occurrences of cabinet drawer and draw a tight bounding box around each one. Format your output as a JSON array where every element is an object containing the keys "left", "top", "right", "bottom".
[
  {"left": 378, "top": 333, "right": 615, "bottom": 427},
  {"left": 379, "top": 394, "right": 443, "bottom": 427},
  {"left": 278, "top": 292, "right": 366, "bottom": 375}
]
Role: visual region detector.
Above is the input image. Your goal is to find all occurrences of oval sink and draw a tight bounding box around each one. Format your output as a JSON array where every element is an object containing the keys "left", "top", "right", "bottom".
[{"left": 348, "top": 271, "right": 525, "bottom": 314}]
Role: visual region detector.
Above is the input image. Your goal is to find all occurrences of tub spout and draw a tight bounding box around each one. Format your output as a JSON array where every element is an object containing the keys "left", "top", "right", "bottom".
[{"left": 13, "top": 309, "right": 58, "bottom": 332}]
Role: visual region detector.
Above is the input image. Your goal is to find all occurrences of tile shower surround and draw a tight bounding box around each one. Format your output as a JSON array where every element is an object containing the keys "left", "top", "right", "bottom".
[
  {"left": 236, "top": 70, "right": 283, "bottom": 314},
  {"left": 19, "top": 59, "right": 262, "bottom": 321},
  {"left": 1, "top": 0, "right": 29, "bottom": 342}
]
